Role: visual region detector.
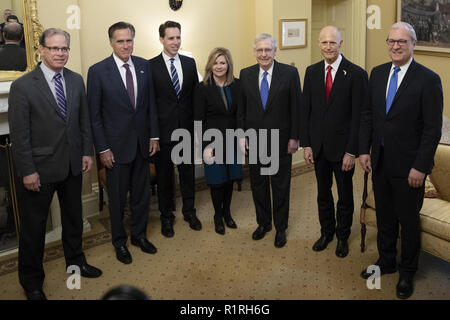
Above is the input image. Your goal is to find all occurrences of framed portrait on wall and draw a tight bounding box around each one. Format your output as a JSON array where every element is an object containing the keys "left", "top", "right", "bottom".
[
  {"left": 279, "top": 19, "right": 307, "bottom": 50},
  {"left": 397, "top": 0, "right": 450, "bottom": 56}
]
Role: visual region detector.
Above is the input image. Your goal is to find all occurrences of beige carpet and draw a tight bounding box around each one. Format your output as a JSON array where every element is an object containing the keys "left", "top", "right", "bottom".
[{"left": 0, "top": 165, "right": 449, "bottom": 300}]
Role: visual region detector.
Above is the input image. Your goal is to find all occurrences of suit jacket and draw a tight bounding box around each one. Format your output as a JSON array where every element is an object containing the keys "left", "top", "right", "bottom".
[
  {"left": 300, "top": 56, "right": 368, "bottom": 161},
  {"left": 8, "top": 64, "right": 93, "bottom": 183},
  {"left": 149, "top": 54, "right": 199, "bottom": 144},
  {"left": 359, "top": 59, "right": 443, "bottom": 177},
  {"left": 237, "top": 61, "right": 301, "bottom": 156},
  {"left": 87, "top": 55, "right": 159, "bottom": 164},
  {"left": 0, "top": 43, "right": 27, "bottom": 71}
]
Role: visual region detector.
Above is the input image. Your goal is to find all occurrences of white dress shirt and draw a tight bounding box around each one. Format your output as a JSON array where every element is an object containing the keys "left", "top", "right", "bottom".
[
  {"left": 113, "top": 53, "right": 138, "bottom": 106},
  {"left": 259, "top": 62, "right": 274, "bottom": 90},
  {"left": 162, "top": 51, "right": 183, "bottom": 90},
  {"left": 324, "top": 54, "right": 343, "bottom": 83},
  {"left": 40, "top": 61, "right": 66, "bottom": 103},
  {"left": 386, "top": 57, "right": 413, "bottom": 98}
]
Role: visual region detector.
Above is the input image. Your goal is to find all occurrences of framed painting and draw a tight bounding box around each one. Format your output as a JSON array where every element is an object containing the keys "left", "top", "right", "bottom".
[{"left": 279, "top": 19, "right": 307, "bottom": 50}]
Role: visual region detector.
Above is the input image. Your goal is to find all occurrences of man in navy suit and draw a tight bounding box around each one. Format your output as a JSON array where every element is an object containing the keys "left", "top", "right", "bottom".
[
  {"left": 149, "top": 21, "right": 201, "bottom": 238},
  {"left": 88, "top": 22, "right": 159, "bottom": 264},
  {"left": 300, "top": 26, "right": 368, "bottom": 258},
  {"left": 359, "top": 22, "right": 442, "bottom": 299}
]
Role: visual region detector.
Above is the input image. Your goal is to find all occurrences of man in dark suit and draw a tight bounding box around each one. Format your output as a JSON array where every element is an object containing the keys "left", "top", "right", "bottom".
[
  {"left": 0, "top": 22, "right": 27, "bottom": 71},
  {"left": 88, "top": 22, "right": 159, "bottom": 264},
  {"left": 8, "top": 28, "right": 102, "bottom": 300},
  {"left": 238, "top": 33, "right": 301, "bottom": 248},
  {"left": 149, "top": 21, "right": 201, "bottom": 238},
  {"left": 300, "top": 26, "right": 368, "bottom": 258},
  {"left": 0, "top": 9, "right": 13, "bottom": 45},
  {"left": 359, "top": 22, "right": 442, "bottom": 299}
]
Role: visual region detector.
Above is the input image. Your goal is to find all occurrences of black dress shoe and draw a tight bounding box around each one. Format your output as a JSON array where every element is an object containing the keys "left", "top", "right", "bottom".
[
  {"left": 25, "top": 289, "right": 47, "bottom": 300},
  {"left": 335, "top": 239, "right": 349, "bottom": 258},
  {"left": 79, "top": 263, "right": 103, "bottom": 278},
  {"left": 161, "top": 220, "right": 174, "bottom": 238},
  {"left": 184, "top": 215, "right": 202, "bottom": 231},
  {"left": 224, "top": 216, "right": 237, "bottom": 229},
  {"left": 274, "top": 230, "right": 287, "bottom": 248},
  {"left": 214, "top": 217, "right": 225, "bottom": 235},
  {"left": 115, "top": 245, "right": 132, "bottom": 264},
  {"left": 396, "top": 275, "right": 414, "bottom": 299},
  {"left": 360, "top": 264, "right": 397, "bottom": 279},
  {"left": 312, "top": 235, "right": 333, "bottom": 251},
  {"left": 131, "top": 238, "right": 157, "bottom": 254},
  {"left": 252, "top": 225, "right": 272, "bottom": 240}
]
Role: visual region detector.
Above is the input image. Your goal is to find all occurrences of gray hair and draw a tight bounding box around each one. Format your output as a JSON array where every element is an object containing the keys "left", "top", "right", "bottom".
[
  {"left": 391, "top": 22, "right": 417, "bottom": 42},
  {"left": 254, "top": 33, "right": 277, "bottom": 49},
  {"left": 3, "top": 22, "right": 23, "bottom": 41},
  {"left": 39, "top": 28, "right": 71, "bottom": 47}
]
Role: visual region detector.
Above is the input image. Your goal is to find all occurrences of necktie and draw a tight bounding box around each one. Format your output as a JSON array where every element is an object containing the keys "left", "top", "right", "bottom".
[
  {"left": 123, "top": 64, "right": 135, "bottom": 109},
  {"left": 325, "top": 65, "right": 333, "bottom": 102},
  {"left": 386, "top": 66, "right": 401, "bottom": 114},
  {"left": 170, "top": 58, "right": 181, "bottom": 98},
  {"left": 260, "top": 71, "right": 269, "bottom": 109},
  {"left": 53, "top": 73, "right": 67, "bottom": 119}
]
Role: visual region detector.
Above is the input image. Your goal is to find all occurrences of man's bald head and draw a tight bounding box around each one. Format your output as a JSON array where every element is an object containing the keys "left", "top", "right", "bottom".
[
  {"left": 3, "top": 22, "right": 23, "bottom": 42},
  {"left": 318, "top": 26, "right": 343, "bottom": 64}
]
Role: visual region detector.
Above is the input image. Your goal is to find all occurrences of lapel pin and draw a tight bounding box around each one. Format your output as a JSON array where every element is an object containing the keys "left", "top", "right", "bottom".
[
  {"left": 343, "top": 70, "right": 347, "bottom": 76},
  {"left": 140, "top": 70, "right": 145, "bottom": 74}
]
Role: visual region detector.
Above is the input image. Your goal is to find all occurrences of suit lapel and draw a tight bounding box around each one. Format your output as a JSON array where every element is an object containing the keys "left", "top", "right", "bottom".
[
  {"left": 389, "top": 60, "right": 418, "bottom": 114},
  {"left": 106, "top": 55, "right": 134, "bottom": 110},
  {"left": 158, "top": 54, "right": 178, "bottom": 99},
  {"left": 63, "top": 68, "right": 73, "bottom": 121},
  {"left": 132, "top": 56, "right": 146, "bottom": 109},
  {"left": 32, "top": 66, "right": 64, "bottom": 122},
  {"left": 327, "top": 57, "right": 348, "bottom": 107}
]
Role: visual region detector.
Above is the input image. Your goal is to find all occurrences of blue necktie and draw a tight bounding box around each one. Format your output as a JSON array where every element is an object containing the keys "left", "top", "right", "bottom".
[
  {"left": 53, "top": 73, "right": 67, "bottom": 119},
  {"left": 260, "top": 71, "right": 269, "bottom": 109},
  {"left": 386, "top": 66, "right": 401, "bottom": 114},
  {"left": 170, "top": 58, "right": 181, "bottom": 98}
]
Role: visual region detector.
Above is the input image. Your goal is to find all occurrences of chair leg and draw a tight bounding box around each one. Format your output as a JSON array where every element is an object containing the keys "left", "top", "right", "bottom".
[
  {"left": 361, "top": 223, "right": 366, "bottom": 252},
  {"left": 237, "top": 179, "right": 242, "bottom": 192}
]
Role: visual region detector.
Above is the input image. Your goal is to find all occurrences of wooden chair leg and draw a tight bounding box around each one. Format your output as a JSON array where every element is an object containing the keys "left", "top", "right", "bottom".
[
  {"left": 99, "top": 184, "right": 104, "bottom": 212},
  {"left": 237, "top": 179, "right": 242, "bottom": 191},
  {"left": 361, "top": 223, "right": 366, "bottom": 252}
]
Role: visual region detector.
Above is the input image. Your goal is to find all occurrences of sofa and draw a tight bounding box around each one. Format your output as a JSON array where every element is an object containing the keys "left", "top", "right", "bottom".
[{"left": 360, "top": 143, "right": 450, "bottom": 262}]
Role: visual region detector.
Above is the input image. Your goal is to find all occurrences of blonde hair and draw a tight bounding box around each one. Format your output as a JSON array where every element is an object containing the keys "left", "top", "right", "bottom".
[{"left": 203, "top": 47, "right": 234, "bottom": 86}]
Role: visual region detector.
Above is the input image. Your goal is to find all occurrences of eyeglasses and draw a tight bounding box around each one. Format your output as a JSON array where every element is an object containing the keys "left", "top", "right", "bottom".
[
  {"left": 320, "top": 41, "right": 338, "bottom": 47},
  {"left": 255, "top": 48, "right": 274, "bottom": 55},
  {"left": 386, "top": 39, "right": 410, "bottom": 47},
  {"left": 44, "top": 46, "right": 70, "bottom": 54}
]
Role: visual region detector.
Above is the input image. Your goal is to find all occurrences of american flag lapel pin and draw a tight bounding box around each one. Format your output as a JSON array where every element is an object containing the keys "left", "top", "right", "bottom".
[{"left": 343, "top": 70, "right": 347, "bottom": 76}]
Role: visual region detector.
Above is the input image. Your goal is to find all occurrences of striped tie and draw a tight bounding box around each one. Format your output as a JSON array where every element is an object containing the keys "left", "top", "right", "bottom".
[
  {"left": 170, "top": 58, "right": 181, "bottom": 98},
  {"left": 53, "top": 73, "right": 67, "bottom": 119}
]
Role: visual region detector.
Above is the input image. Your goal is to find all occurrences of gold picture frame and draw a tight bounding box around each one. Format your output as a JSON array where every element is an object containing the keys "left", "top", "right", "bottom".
[
  {"left": 0, "top": 0, "right": 44, "bottom": 82},
  {"left": 397, "top": 0, "right": 450, "bottom": 57},
  {"left": 279, "top": 19, "right": 307, "bottom": 50}
]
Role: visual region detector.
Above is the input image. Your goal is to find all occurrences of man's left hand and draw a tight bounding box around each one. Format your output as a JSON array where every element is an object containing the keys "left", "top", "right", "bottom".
[
  {"left": 408, "top": 168, "right": 425, "bottom": 188},
  {"left": 82, "top": 156, "right": 93, "bottom": 173},
  {"left": 149, "top": 140, "right": 160, "bottom": 157},
  {"left": 341, "top": 154, "right": 355, "bottom": 172},
  {"left": 288, "top": 139, "right": 299, "bottom": 154}
]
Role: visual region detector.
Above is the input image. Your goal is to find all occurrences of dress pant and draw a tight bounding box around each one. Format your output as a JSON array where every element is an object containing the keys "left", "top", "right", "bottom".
[
  {"left": 155, "top": 142, "right": 195, "bottom": 222},
  {"left": 210, "top": 182, "right": 233, "bottom": 219},
  {"left": 106, "top": 144, "right": 150, "bottom": 248},
  {"left": 17, "top": 172, "right": 85, "bottom": 291},
  {"left": 314, "top": 151, "right": 354, "bottom": 240},
  {"left": 372, "top": 147, "right": 424, "bottom": 275},
  {"left": 249, "top": 154, "right": 292, "bottom": 231}
]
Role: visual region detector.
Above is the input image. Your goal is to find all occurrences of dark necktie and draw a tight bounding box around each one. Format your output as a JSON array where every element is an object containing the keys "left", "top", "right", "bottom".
[
  {"left": 53, "top": 73, "right": 67, "bottom": 119},
  {"left": 170, "top": 58, "right": 181, "bottom": 98},
  {"left": 260, "top": 71, "right": 269, "bottom": 109},
  {"left": 123, "top": 63, "right": 135, "bottom": 109},
  {"left": 325, "top": 65, "right": 333, "bottom": 102},
  {"left": 386, "top": 66, "right": 401, "bottom": 114}
]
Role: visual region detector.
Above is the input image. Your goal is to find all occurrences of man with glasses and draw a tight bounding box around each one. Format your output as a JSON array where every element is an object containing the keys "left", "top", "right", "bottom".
[
  {"left": 8, "top": 28, "right": 102, "bottom": 300},
  {"left": 359, "top": 22, "right": 443, "bottom": 299},
  {"left": 300, "top": 26, "right": 368, "bottom": 258}
]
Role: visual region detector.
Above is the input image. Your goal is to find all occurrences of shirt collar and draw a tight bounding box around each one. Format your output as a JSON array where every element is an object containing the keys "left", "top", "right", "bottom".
[
  {"left": 325, "top": 54, "right": 342, "bottom": 72},
  {"left": 391, "top": 57, "right": 413, "bottom": 73},
  {"left": 40, "top": 61, "right": 63, "bottom": 82},
  {"left": 113, "top": 53, "right": 134, "bottom": 69},
  {"left": 259, "top": 62, "right": 274, "bottom": 78},
  {"left": 162, "top": 51, "right": 180, "bottom": 63}
]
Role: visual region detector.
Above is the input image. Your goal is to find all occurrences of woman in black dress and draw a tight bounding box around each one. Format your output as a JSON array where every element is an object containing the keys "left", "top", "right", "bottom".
[{"left": 194, "top": 47, "right": 242, "bottom": 235}]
